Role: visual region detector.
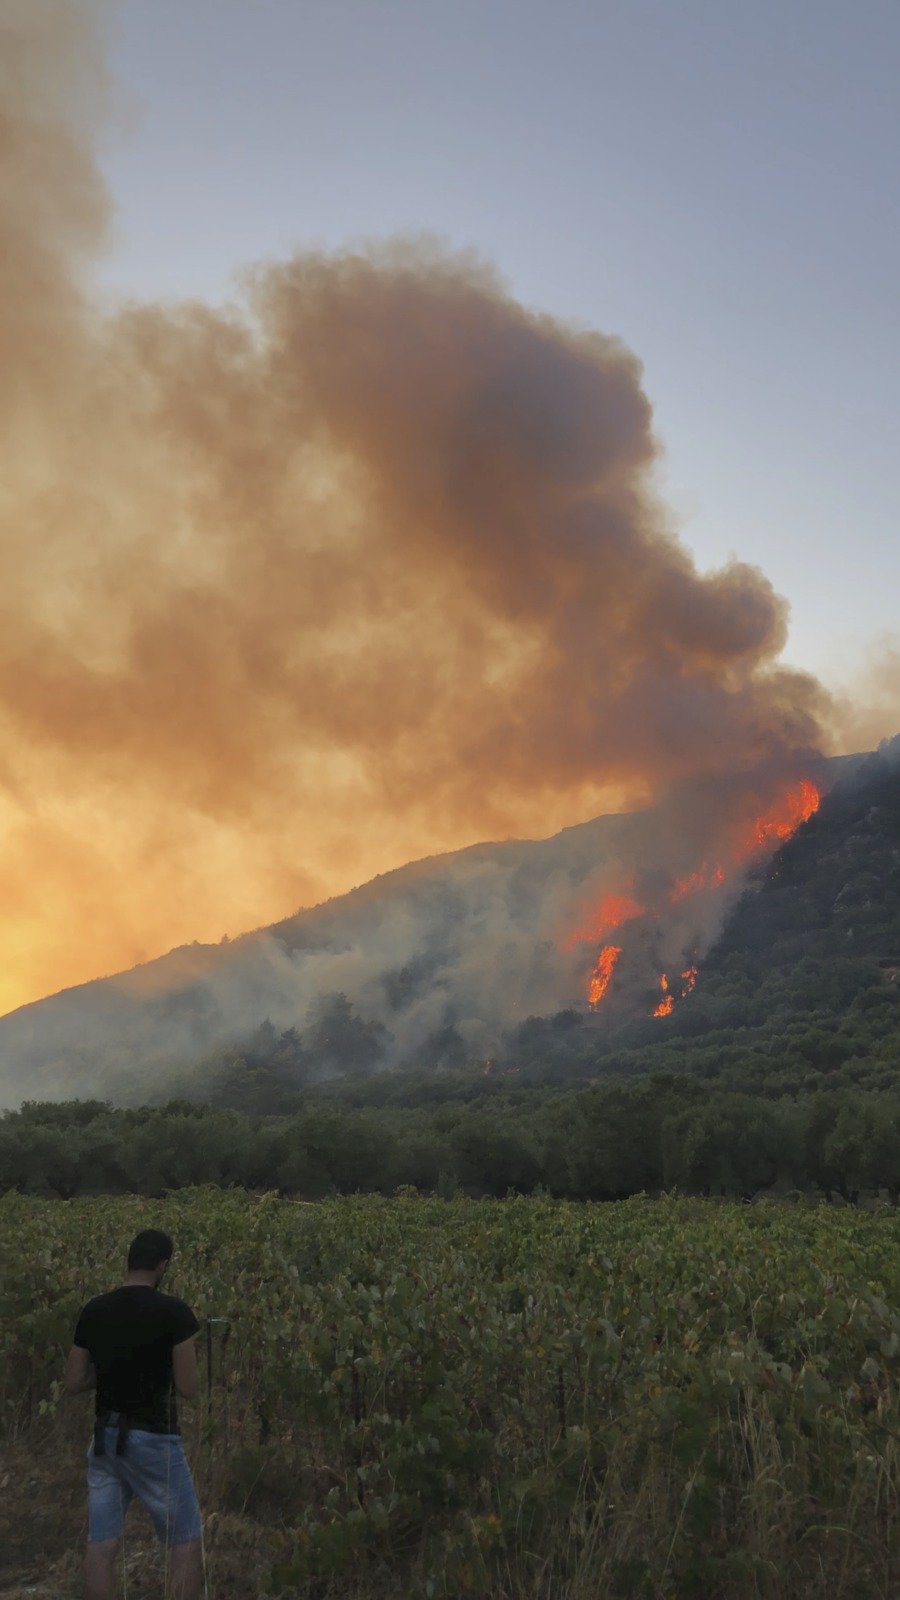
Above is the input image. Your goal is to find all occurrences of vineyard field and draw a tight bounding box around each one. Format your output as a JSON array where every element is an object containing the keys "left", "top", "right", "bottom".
[{"left": 1, "top": 1189, "right": 898, "bottom": 1599}]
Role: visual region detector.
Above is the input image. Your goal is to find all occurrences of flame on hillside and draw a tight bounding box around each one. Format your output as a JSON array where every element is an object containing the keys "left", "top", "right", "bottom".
[
  {"left": 588, "top": 945, "right": 622, "bottom": 1008},
  {"left": 652, "top": 974, "right": 674, "bottom": 1017},
  {"left": 569, "top": 778, "right": 821, "bottom": 1014},
  {"left": 741, "top": 777, "right": 820, "bottom": 853},
  {"left": 669, "top": 865, "right": 725, "bottom": 904},
  {"left": 563, "top": 887, "right": 645, "bottom": 951},
  {"left": 651, "top": 964, "right": 698, "bottom": 1018}
]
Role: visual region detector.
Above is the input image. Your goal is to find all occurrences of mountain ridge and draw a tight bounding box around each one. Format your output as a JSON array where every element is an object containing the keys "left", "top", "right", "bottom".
[{"left": 0, "top": 749, "right": 879, "bottom": 1107}]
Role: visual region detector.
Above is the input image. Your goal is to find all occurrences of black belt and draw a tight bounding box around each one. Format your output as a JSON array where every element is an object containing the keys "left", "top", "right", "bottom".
[{"left": 93, "top": 1410, "right": 131, "bottom": 1457}]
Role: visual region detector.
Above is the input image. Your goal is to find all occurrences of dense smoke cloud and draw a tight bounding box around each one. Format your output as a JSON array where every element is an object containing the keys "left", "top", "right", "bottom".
[{"left": 0, "top": 1, "right": 839, "bottom": 1014}]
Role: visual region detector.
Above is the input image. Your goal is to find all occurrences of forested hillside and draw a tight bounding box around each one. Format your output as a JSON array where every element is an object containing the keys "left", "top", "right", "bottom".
[
  {"left": 498, "top": 733, "right": 900, "bottom": 1089},
  {"left": 0, "top": 802, "right": 647, "bottom": 1105},
  {"left": 166, "top": 734, "right": 900, "bottom": 1107},
  {"left": 1, "top": 728, "right": 897, "bottom": 1200},
  {"left": 3, "top": 736, "right": 890, "bottom": 1139},
  {"left": 1, "top": 746, "right": 880, "bottom": 1109}
]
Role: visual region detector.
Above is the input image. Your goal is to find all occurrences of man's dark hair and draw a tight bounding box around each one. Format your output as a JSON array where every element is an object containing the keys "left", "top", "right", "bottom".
[{"left": 127, "top": 1229, "right": 174, "bottom": 1271}]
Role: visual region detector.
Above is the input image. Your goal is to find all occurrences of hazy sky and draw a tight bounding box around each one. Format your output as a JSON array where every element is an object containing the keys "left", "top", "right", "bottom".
[{"left": 98, "top": 0, "right": 899, "bottom": 690}]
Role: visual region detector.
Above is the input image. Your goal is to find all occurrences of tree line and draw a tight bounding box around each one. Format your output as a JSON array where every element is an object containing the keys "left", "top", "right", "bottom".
[{"left": 3, "top": 1076, "right": 899, "bottom": 1205}]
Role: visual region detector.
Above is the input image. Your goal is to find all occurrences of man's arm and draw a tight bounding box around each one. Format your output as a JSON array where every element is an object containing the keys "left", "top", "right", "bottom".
[
  {"left": 172, "top": 1336, "right": 199, "bottom": 1401},
  {"left": 63, "top": 1345, "right": 96, "bottom": 1395}
]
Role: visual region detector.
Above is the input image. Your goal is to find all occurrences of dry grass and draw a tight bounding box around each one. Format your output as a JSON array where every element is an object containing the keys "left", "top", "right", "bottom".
[{"left": 4, "top": 1394, "right": 896, "bottom": 1600}]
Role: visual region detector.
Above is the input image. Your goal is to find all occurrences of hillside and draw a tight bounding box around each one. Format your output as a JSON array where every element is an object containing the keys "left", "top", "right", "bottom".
[
  {"left": 173, "top": 737, "right": 900, "bottom": 1107},
  {"left": 0, "top": 805, "right": 645, "bottom": 1105},
  {"left": 0, "top": 745, "right": 891, "bottom": 1109},
  {"left": 497, "top": 735, "right": 900, "bottom": 1090},
  {"left": 1, "top": 746, "right": 898, "bottom": 1202}
]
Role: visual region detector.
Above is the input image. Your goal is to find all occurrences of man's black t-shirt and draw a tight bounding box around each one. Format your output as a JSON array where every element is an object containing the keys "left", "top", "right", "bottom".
[{"left": 73, "top": 1286, "right": 199, "bottom": 1433}]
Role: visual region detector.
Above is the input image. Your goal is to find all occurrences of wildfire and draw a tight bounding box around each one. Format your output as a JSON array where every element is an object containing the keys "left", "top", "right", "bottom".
[
  {"left": 650, "top": 964, "right": 698, "bottom": 1018},
  {"left": 568, "top": 776, "right": 822, "bottom": 1015},
  {"left": 742, "top": 778, "right": 820, "bottom": 855},
  {"left": 666, "top": 782, "right": 819, "bottom": 906},
  {"left": 652, "top": 974, "right": 674, "bottom": 1017},
  {"left": 563, "top": 884, "right": 645, "bottom": 951},
  {"left": 588, "top": 944, "right": 622, "bottom": 1007},
  {"left": 669, "top": 863, "right": 725, "bottom": 904}
]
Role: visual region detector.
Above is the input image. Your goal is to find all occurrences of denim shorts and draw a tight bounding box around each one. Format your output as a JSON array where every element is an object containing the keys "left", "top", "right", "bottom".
[{"left": 87, "top": 1425, "right": 202, "bottom": 1546}]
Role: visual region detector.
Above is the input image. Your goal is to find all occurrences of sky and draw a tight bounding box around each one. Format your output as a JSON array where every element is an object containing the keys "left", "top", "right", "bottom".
[
  {"left": 97, "top": 0, "right": 900, "bottom": 687},
  {"left": 1, "top": 0, "right": 898, "bottom": 1019}
]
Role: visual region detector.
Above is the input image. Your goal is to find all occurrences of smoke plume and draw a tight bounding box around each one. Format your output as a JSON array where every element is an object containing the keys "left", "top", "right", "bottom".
[
  {"left": 831, "top": 642, "right": 900, "bottom": 757},
  {"left": 0, "top": 1, "right": 845, "bottom": 1016}
]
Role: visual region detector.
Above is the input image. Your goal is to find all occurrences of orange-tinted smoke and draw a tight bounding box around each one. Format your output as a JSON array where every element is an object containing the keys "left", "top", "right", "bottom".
[
  {"left": 562, "top": 885, "right": 645, "bottom": 951},
  {"left": 0, "top": 2, "right": 841, "bottom": 1012}
]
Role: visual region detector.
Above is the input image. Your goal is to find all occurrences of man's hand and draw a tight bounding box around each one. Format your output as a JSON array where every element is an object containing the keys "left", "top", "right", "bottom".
[
  {"left": 63, "top": 1345, "right": 95, "bottom": 1395},
  {"left": 172, "top": 1336, "right": 200, "bottom": 1401}
]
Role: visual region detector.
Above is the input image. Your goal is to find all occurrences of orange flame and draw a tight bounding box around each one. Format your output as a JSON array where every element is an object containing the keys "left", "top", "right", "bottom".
[
  {"left": 563, "top": 884, "right": 645, "bottom": 951},
  {"left": 667, "top": 783, "right": 820, "bottom": 904},
  {"left": 669, "top": 869, "right": 707, "bottom": 904},
  {"left": 567, "top": 776, "right": 821, "bottom": 1013},
  {"left": 652, "top": 964, "right": 697, "bottom": 1017},
  {"left": 669, "top": 863, "right": 726, "bottom": 904},
  {"left": 652, "top": 973, "right": 674, "bottom": 1017},
  {"left": 741, "top": 778, "right": 820, "bottom": 856},
  {"left": 588, "top": 944, "right": 622, "bottom": 1007}
]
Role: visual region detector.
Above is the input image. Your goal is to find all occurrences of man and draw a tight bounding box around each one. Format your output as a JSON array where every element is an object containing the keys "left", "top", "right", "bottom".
[{"left": 64, "top": 1228, "right": 203, "bottom": 1600}]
